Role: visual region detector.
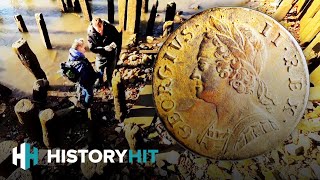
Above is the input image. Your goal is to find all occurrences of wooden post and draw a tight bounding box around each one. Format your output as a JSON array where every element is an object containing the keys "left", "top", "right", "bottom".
[
  {"left": 108, "top": 0, "right": 114, "bottom": 24},
  {"left": 12, "top": 38, "right": 47, "bottom": 80},
  {"left": 79, "top": 0, "right": 92, "bottom": 21},
  {"left": 72, "top": 0, "right": 82, "bottom": 12},
  {"left": 146, "top": 0, "right": 158, "bottom": 36},
  {"left": 126, "top": 0, "right": 142, "bottom": 34},
  {"left": 303, "top": 32, "right": 320, "bottom": 61},
  {"left": 118, "top": 0, "right": 128, "bottom": 31},
  {"left": 165, "top": 1, "right": 176, "bottom": 21},
  {"left": 33, "top": 79, "right": 49, "bottom": 103},
  {"left": 39, "top": 109, "right": 58, "bottom": 148},
  {"left": 162, "top": 21, "right": 173, "bottom": 37},
  {"left": 14, "top": 15, "right": 28, "bottom": 33},
  {"left": 65, "top": 0, "right": 73, "bottom": 10},
  {"left": 300, "top": 0, "right": 320, "bottom": 29},
  {"left": 273, "top": 0, "right": 295, "bottom": 21},
  {"left": 142, "top": 0, "right": 148, "bottom": 13},
  {"left": 14, "top": 99, "right": 42, "bottom": 141},
  {"left": 112, "top": 70, "right": 126, "bottom": 122},
  {"left": 57, "top": 0, "right": 67, "bottom": 12},
  {"left": 35, "top": 13, "right": 52, "bottom": 49}
]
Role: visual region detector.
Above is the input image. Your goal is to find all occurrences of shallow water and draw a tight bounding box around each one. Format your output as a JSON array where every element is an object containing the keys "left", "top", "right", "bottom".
[{"left": 0, "top": 0, "right": 248, "bottom": 97}]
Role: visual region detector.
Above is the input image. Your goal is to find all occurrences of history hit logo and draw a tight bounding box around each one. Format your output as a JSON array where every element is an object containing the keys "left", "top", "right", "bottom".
[
  {"left": 12, "top": 143, "right": 39, "bottom": 170},
  {"left": 12, "top": 143, "right": 158, "bottom": 170}
]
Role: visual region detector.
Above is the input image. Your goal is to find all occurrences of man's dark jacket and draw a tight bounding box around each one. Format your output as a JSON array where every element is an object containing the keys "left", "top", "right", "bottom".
[{"left": 87, "top": 21, "right": 121, "bottom": 60}]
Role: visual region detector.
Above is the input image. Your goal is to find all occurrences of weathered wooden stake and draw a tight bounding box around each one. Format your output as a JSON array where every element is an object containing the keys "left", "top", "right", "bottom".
[
  {"left": 14, "top": 15, "right": 28, "bottom": 32},
  {"left": 57, "top": 0, "right": 67, "bottom": 12},
  {"left": 39, "top": 109, "right": 58, "bottom": 148},
  {"left": 14, "top": 99, "right": 42, "bottom": 141},
  {"left": 142, "top": 0, "right": 148, "bottom": 13},
  {"left": 35, "top": 13, "right": 52, "bottom": 49},
  {"left": 33, "top": 79, "right": 49, "bottom": 103},
  {"left": 146, "top": 0, "right": 158, "bottom": 36},
  {"left": 72, "top": 0, "right": 82, "bottom": 12},
  {"left": 118, "top": 0, "right": 128, "bottom": 31},
  {"left": 108, "top": 0, "right": 115, "bottom": 24},
  {"left": 79, "top": 0, "right": 92, "bottom": 21},
  {"left": 126, "top": 0, "right": 142, "bottom": 34},
  {"left": 273, "top": 0, "right": 294, "bottom": 21},
  {"left": 304, "top": 32, "right": 320, "bottom": 61},
  {"left": 163, "top": 21, "right": 174, "bottom": 37},
  {"left": 112, "top": 70, "right": 126, "bottom": 122},
  {"left": 165, "top": 1, "right": 176, "bottom": 21},
  {"left": 12, "top": 38, "right": 47, "bottom": 80},
  {"left": 65, "top": 0, "right": 73, "bottom": 10}
]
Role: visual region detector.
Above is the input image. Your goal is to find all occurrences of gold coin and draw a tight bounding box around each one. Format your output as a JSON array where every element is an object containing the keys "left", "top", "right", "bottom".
[{"left": 153, "top": 7, "right": 309, "bottom": 159}]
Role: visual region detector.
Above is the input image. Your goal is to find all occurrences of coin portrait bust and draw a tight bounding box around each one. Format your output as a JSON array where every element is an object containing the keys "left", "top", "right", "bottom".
[{"left": 190, "top": 18, "right": 279, "bottom": 155}]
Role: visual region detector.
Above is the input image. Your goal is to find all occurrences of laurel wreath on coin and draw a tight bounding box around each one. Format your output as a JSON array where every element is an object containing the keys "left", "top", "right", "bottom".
[{"left": 207, "top": 17, "right": 276, "bottom": 111}]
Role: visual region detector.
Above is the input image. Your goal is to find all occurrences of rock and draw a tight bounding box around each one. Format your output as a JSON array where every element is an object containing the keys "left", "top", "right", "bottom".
[
  {"left": 7, "top": 169, "right": 32, "bottom": 180},
  {"left": 285, "top": 144, "right": 300, "bottom": 155},
  {"left": 146, "top": 36, "right": 154, "bottom": 43},
  {"left": 148, "top": 132, "right": 159, "bottom": 139},
  {"left": 0, "top": 103, "right": 6, "bottom": 114},
  {"left": 298, "top": 134, "right": 312, "bottom": 155},
  {"left": 298, "top": 167, "right": 313, "bottom": 179},
  {"left": 232, "top": 166, "right": 244, "bottom": 180},
  {"left": 122, "top": 166, "right": 130, "bottom": 174},
  {"left": 308, "top": 133, "right": 320, "bottom": 142},
  {"left": 115, "top": 127, "right": 122, "bottom": 133},
  {"left": 80, "top": 154, "right": 96, "bottom": 179},
  {"left": 142, "top": 54, "right": 151, "bottom": 63},
  {"left": 0, "top": 141, "right": 18, "bottom": 163},
  {"left": 208, "top": 164, "right": 225, "bottom": 179},
  {"left": 158, "top": 168, "right": 167, "bottom": 176},
  {"left": 218, "top": 161, "right": 232, "bottom": 171},
  {"left": 168, "top": 174, "right": 179, "bottom": 180},
  {"left": 156, "top": 160, "right": 165, "bottom": 168},
  {"left": 310, "top": 161, "right": 320, "bottom": 179},
  {"left": 120, "top": 53, "right": 128, "bottom": 61},
  {"left": 117, "top": 59, "right": 124, "bottom": 65},
  {"left": 167, "top": 165, "right": 175, "bottom": 172},
  {"left": 189, "top": 3, "right": 200, "bottom": 10},
  {"left": 128, "top": 55, "right": 138, "bottom": 61},
  {"left": 307, "top": 101, "right": 314, "bottom": 110},
  {"left": 156, "top": 150, "right": 180, "bottom": 165}
]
